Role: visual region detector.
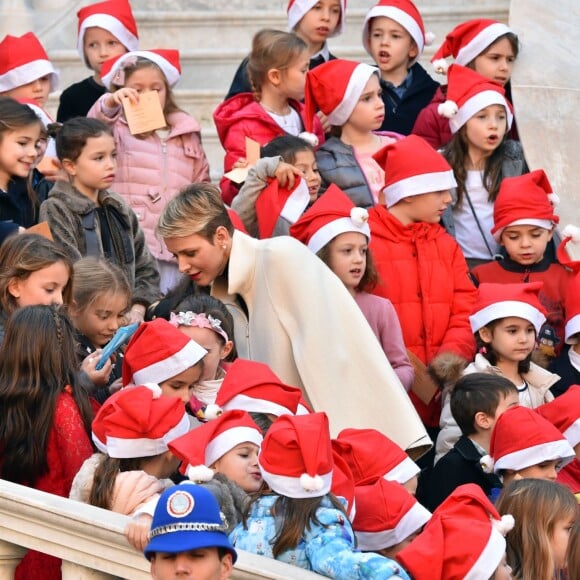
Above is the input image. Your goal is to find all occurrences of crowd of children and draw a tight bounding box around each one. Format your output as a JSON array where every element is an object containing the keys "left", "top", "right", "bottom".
[{"left": 0, "top": 0, "right": 579, "bottom": 579}]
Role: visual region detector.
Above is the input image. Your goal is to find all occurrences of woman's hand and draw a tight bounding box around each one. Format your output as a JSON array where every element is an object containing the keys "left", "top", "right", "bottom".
[
  {"left": 81, "top": 351, "right": 113, "bottom": 387},
  {"left": 105, "top": 87, "right": 140, "bottom": 109}
]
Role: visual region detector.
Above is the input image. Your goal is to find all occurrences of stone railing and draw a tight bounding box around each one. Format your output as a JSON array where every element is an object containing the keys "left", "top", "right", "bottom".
[{"left": 0, "top": 479, "right": 323, "bottom": 579}]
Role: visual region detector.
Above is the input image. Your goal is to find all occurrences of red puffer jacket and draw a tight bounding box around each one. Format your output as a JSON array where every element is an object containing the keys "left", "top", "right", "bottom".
[
  {"left": 368, "top": 207, "right": 476, "bottom": 426},
  {"left": 213, "top": 93, "right": 324, "bottom": 204}
]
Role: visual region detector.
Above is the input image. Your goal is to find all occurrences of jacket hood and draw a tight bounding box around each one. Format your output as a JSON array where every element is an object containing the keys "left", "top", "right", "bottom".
[{"left": 213, "top": 93, "right": 263, "bottom": 144}]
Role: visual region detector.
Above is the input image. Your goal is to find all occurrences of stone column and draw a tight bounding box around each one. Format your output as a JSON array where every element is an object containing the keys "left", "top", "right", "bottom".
[{"left": 0, "top": 539, "right": 27, "bottom": 580}]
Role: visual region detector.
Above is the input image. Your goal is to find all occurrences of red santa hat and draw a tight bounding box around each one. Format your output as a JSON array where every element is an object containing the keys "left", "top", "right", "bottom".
[
  {"left": 16, "top": 98, "right": 54, "bottom": 128},
  {"left": 101, "top": 48, "right": 181, "bottom": 89},
  {"left": 259, "top": 412, "right": 334, "bottom": 499},
  {"left": 438, "top": 64, "right": 513, "bottom": 134},
  {"left": 564, "top": 272, "right": 580, "bottom": 343},
  {"left": 214, "top": 359, "right": 306, "bottom": 417},
  {"left": 255, "top": 176, "right": 310, "bottom": 239},
  {"left": 122, "top": 318, "right": 207, "bottom": 387},
  {"left": 362, "top": 0, "right": 434, "bottom": 60},
  {"left": 353, "top": 479, "right": 431, "bottom": 551},
  {"left": 469, "top": 281, "right": 546, "bottom": 334},
  {"left": 0, "top": 32, "right": 59, "bottom": 92},
  {"left": 289, "top": 184, "right": 370, "bottom": 254},
  {"left": 77, "top": 0, "right": 139, "bottom": 67},
  {"left": 168, "top": 410, "right": 263, "bottom": 482},
  {"left": 287, "top": 0, "right": 346, "bottom": 37},
  {"left": 431, "top": 19, "right": 514, "bottom": 74},
  {"left": 397, "top": 484, "right": 514, "bottom": 580},
  {"left": 302, "top": 59, "right": 378, "bottom": 138},
  {"left": 331, "top": 445, "right": 356, "bottom": 519},
  {"left": 480, "top": 406, "right": 575, "bottom": 474},
  {"left": 373, "top": 135, "right": 457, "bottom": 208},
  {"left": 336, "top": 428, "right": 420, "bottom": 486},
  {"left": 491, "top": 170, "right": 559, "bottom": 241},
  {"left": 92, "top": 384, "right": 189, "bottom": 458},
  {"left": 555, "top": 225, "right": 580, "bottom": 279},
  {"left": 537, "top": 386, "right": 580, "bottom": 448}
]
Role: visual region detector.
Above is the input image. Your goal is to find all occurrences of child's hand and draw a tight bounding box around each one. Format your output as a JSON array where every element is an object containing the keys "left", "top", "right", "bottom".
[
  {"left": 105, "top": 87, "right": 140, "bottom": 108},
  {"left": 109, "top": 377, "right": 123, "bottom": 395},
  {"left": 274, "top": 162, "right": 302, "bottom": 189},
  {"left": 81, "top": 351, "right": 113, "bottom": 387},
  {"left": 316, "top": 110, "right": 331, "bottom": 133},
  {"left": 125, "top": 513, "right": 153, "bottom": 552},
  {"left": 232, "top": 158, "right": 249, "bottom": 170}
]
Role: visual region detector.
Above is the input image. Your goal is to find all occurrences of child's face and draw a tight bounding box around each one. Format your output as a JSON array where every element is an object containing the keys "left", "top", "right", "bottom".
[
  {"left": 151, "top": 547, "right": 233, "bottom": 580},
  {"left": 473, "top": 37, "right": 516, "bottom": 87},
  {"left": 125, "top": 65, "right": 168, "bottom": 111},
  {"left": 0, "top": 124, "right": 42, "bottom": 189},
  {"left": 279, "top": 51, "right": 310, "bottom": 102},
  {"left": 8, "top": 261, "right": 69, "bottom": 308},
  {"left": 491, "top": 553, "right": 513, "bottom": 580},
  {"left": 516, "top": 459, "right": 560, "bottom": 481},
  {"left": 159, "top": 364, "right": 204, "bottom": 404},
  {"left": 500, "top": 225, "right": 553, "bottom": 266},
  {"left": 346, "top": 74, "right": 385, "bottom": 132},
  {"left": 403, "top": 474, "right": 418, "bottom": 496},
  {"left": 63, "top": 133, "right": 117, "bottom": 199},
  {"left": 479, "top": 317, "right": 536, "bottom": 364},
  {"left": 294, "top": 0, "right": 342, "bottom": 50},
  {"left": 464, "top": 104, "right": 508, "bottom": 162},
  {"left": 395, "top": 190, "right": 452, "bottom": 225},
  {"left": 178, "top": 324, "right": 232, "bottom": 381},
  {"left": 327, "top": 231, "right": 368, "bottom": 293},
  {"left": 83, "top": 27, "right": 128, "bottom": 75},
  {"left": 293, "top": 149, "right": 321, "bottom": 202},
  {"left": 211, "top": 442, "right": 263, "bottom": 493},
  {"left": 551, "top": 513, "right": 576, "bottom": 570},
  {"left": 368, "top": 17, "right": 418, "bottom": 81},
  {"left": 71, "top": 291, "right": 129, "bottom": 348},
  {"left": 3, "top": 76, "right": 51, "bottom": 107}
]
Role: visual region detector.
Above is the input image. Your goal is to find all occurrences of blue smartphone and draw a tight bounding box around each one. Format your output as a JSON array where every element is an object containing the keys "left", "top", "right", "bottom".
[{"left": 95, "top": 322, "right": 139, "bottom": 370}]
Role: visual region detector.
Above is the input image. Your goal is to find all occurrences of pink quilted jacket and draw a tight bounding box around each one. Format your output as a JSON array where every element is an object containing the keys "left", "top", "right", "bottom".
[{"left": 88, "top": 96, "right": 211, "bottom": 261}]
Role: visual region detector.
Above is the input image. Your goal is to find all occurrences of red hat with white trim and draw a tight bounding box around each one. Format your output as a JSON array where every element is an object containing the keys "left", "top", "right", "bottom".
[
  {"left": 481, "top": 406, "right": 575, "bottom": 475},
  {"left": 537, "top": 386, "right": 580, "bottom": 448},
  {"left": 255, "top": 176, "right": 310, "bottom": 239},
  {"left": 336, "top": 428, "right": 420, "bottom": 486},
  {"left": 373, "top": 135, "right": 457, "bottom": 208},
  {"left": 289, "top": 183, "right": 370, "bottom": 254},
  {"left": 168, "top": 410, "right": 263, "bottom": 482},
  {"left": 556, "top": 225, "right": 580, "bottom": 279},
  {"left": 122, "top": 318, "right": 207, "bottom": 387},
  {"left": 438, "top": 64, "right": 513, "bottom": 134},
  {"left": 214, "top": 359, "right": 305, "bottom": 417},
  {"left": 77, "top": 0, "right": 139, "bottom": 67},
  {"left": 397, "top": 484, "right": 514, "bottom": 580},
  {"left": 563, "top": 272, "right": 580, "bottom": 343},
  {"left": 92, "top": 384, "right": 189, "bottom": 458},
  {"left": 302, "top": 59, "right": 378, "bottom": 137},
  {"left": 431, "top": 19, "right": 515, "bottom": 74},
  {"left": 469, "top": 281, "right": 547, "bottom": 334},
  {"left": 362, "top": 0, "right": 434, "bottom": 61},
  {"left": 16, "top": 98, "right": 54, "bottom": 128},
  {"left": 101, "top": 48, "right": 181, "bottom": 89},
  {"left": 491, "top": 170, "right": 559, "bottom": 242},
  {"left": 259, "top": 412, "right": 333, "bottom": 499},
  {"left": 331, "top": 442, "right": 356, "bottom": 519},
  {"left": 0, "top": 32, "right": 59, "bottom": 92},
  {"left": 353, "top": 479, "right": 431, "bottom": 551},
  {"left": 287, "top": 0, "right": 346, "bottom": 37}
]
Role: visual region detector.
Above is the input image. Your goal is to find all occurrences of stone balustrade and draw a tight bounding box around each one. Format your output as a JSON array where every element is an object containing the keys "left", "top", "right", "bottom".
[{"left": 0, "top": 479, "right": 323, "bottom": 579}]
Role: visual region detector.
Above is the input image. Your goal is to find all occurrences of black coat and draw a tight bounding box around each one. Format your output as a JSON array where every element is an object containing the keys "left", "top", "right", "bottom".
[{"left": 549, "top": 346, "right": 580, "bottom": 397}]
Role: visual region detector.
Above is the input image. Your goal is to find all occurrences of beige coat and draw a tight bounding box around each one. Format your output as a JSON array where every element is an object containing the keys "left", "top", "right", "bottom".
[{"left": 211, "top": 231, "right": 431, "bottom": 457}]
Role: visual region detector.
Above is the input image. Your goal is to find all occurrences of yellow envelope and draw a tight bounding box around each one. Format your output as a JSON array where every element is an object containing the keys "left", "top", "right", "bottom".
[{"left": 122, "top": 91, "right": 167, "bottom": 135}]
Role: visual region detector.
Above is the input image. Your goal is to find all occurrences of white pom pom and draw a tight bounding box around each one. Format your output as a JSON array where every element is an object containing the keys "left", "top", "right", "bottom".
[
  {"left": 300, "top": 473, "right": 324, "bottom": 492},
  {"left": 548, "top": 192, "right": 560, "bottom": 206},
  {"left": 141, "top": 383, "right": 163, "bottom": 398},
  {"left": 432, "top": 58, "right": 449, "bottom": 75},
  {"left": 298, "top": 131, "right": 319, "bottom": 148},
  {"left": 480, "top": 454, "right": 494, "bottom": 474},
  {"left": 563, "top": 225, "right": 580, "bottom": 243},
  {"left": 474, "top": 354, "right": 489, "bottom": 372},
  {"left": 350, "top": 207, "right": 369, "bottom": 227},
  {"left": 493, "top": 514, "right": 515, "bottom": 536},
  {"left": 438, "top": 100, "right": 458, "bottom": 119},
  {"left": 186, "top": 464, "right": 215, "bottom": 482},
  {"left": 424, "top": 31, "right": 435, "bottom": 46},
  {"left": 204, "top": 404, "right": 223, "bottom": 420}
]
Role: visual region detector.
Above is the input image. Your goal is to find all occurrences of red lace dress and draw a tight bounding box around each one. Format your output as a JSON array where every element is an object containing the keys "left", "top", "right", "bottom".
[{"left": 15, "top": 391, "right": 93, "bottom": 580}]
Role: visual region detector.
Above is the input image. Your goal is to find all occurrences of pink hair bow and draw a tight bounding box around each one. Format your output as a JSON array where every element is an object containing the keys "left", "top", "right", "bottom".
[{"left": 169, "top": 311, "right": 229, "bottom": 343}]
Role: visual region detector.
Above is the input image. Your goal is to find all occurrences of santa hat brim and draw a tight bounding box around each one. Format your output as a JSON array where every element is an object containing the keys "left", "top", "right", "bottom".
[
  {"left": 564, "top": 419, "right": 580, "bottom": 448},
  {"left": 0, "top": 60, "right": 59, "bottom": 92},
  {"left": 492, "top": 218, "right": 554, "bottom": 242},
  {"left": 469, "top": 300, "right": 546, "bottom": 334},
  {"left": 205, "top": 426, "right": 263, "bottom": 467},
  {"left": 494, "top": 439, "right": 575, "bottom": 473},
  {"left": 450, "top": 91, "right": 513, "bottom": 134},
  {"left": 565, "top": 315, "right": 580, "bottom": 344},
  {"left": 259, "top": 462, "right": 332, "bottom": 499},
  {"left": 384, "top": 169, "right": 457, "bottom": 208},
  {"left": 385, "top": 456, "right": 421, "bottom": 485},
  {"left": 221, "top": 394, "right": 294, "bottom": 418},
  {"left": 307, "top": 216, "right": 371, "bottom": 255},
  {"left": 102, "top": 50, "right": 180, "bottom": 89},
  {"left": 455, "top": 22, "right": 513, "bottom": 67},
  {"left": 464, "top": 526, "right": 506, "bottom": 580}
]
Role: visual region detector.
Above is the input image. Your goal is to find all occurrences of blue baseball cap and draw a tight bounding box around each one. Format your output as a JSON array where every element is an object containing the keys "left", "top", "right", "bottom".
[{"left": 144, "top": 482, "right": 237, "bottom": 563}]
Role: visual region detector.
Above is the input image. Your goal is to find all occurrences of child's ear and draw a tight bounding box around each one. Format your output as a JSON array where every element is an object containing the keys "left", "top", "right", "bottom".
[
  {"left": 474, "top": 411, "right": 493, "bottom": 431},
  {"left": 220, "top": 340, "right": 234, "bottom": 360},
  {"left": 7, "top": 277, "right": 21, "bottom": 299},
  {"left": 408, "top": 41, "right": 419, "bottom": 62},
  {"left": 68, "top": 300, "right": 80, "bottom": 318},
  {"left": 547, "top": 227, "right": 555, "bottom": 241},
  {"left": 61, "top": 158, "right": 76, "bottom": 176},
  {"left": 266, "top": 68, "right": 282, "bottom": 87},
  {"left": 478, "top": 327, "right": 493, "bottom": 344}
]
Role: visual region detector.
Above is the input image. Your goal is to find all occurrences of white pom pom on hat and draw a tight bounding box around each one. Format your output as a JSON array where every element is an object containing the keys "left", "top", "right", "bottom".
[
  {"left": 437, "top": 100, "right": 459, "bottom": 118},
  {"left": 186, "top": 464, "right": 215, "bottom": 482},
  {"left": 298, "top": 131, "right": 319, "bottom": 148},
  {"left": 300, "top": 473, "right": 324, "bottom": 492}
]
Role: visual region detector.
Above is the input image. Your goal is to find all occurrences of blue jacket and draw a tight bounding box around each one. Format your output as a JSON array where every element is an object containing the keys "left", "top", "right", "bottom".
[{"left": 229, "top": 494, "right": 409, "bottom": 579}]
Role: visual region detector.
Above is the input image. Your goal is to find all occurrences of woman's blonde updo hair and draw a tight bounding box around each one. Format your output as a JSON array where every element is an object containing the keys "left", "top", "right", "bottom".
[{"left": 156, "top": 183, "right": 234, "bottom": 242}]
